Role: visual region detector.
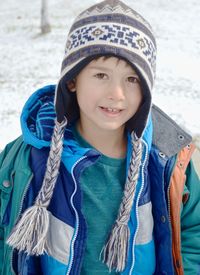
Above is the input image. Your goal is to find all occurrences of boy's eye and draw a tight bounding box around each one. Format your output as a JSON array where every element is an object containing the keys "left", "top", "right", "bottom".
[
  {"left": 94, "top": 73, "right": 108, "bottom": 79},
  {"left": 127, "top": 76, "right": 140, "bottom": 84}
]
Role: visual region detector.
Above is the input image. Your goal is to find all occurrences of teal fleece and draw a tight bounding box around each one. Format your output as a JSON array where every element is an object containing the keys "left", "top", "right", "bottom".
[{"left": 181, "top": 157, "right": 200, "bottom": 275}]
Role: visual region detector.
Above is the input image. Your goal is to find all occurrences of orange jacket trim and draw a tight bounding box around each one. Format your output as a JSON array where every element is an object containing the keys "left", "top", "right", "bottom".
[{"left": 169, "top": 143, "right": 195, "bottom": 275}]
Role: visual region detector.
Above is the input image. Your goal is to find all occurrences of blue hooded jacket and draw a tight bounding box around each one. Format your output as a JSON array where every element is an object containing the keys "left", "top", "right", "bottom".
[
  {"left": 2, "top": 85, "right": 193, "bottom": 275},
  {"left": 18, "top": 85, "right": 156, "bottom": 275}
]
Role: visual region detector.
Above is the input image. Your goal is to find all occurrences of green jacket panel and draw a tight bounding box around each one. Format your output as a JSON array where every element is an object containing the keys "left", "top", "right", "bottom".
[
  {"left": 0, "top": 136, "right": 32, "bottom": 275},
  {"left": 181, "top": 149, "right": 200, "bottom": 275}
]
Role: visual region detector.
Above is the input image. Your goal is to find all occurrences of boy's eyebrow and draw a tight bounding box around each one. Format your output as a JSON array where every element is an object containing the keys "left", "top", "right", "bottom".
[
  {"left": 88, "top": 65, "right": 112, "bottom": 72},
  {"left": 88, "top": 65, "right": 138, "bottom": 75}
]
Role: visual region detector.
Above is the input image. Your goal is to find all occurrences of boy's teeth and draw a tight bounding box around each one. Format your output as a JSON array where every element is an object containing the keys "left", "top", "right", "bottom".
[
  {"left": 107, "top": 108, "right": 118, "bottom": 112},
  {"left": 101, "top": 107, "right": 121, "bottom": 113}
]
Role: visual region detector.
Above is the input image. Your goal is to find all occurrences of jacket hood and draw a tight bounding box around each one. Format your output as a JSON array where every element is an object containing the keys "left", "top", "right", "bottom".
[{"left": 20, "top": 85, "right": 56, "bottom": 149}]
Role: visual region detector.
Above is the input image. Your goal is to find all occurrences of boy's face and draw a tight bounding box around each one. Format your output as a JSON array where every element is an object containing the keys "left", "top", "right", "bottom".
[{"left": 69, "top": 56, "right": 142, "bottom": 133}]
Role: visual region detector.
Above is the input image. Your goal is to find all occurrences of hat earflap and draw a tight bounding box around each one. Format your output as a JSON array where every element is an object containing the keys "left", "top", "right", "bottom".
[
  {"left": 101, "top": 131, "right": 142, "bottom": 272},
  {"left": 7, "top": 118, "right": 67, "bottom": 255}
]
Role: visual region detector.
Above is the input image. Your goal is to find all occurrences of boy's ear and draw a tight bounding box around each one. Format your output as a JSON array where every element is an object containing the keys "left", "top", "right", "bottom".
[{"left": 67, "top": 79, "right": 76, "bottom": 92}]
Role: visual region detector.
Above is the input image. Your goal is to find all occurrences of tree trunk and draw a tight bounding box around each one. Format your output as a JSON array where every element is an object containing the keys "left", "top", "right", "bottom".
[{"left": 41, "top": 0, "right": 51, "bottom": 34}]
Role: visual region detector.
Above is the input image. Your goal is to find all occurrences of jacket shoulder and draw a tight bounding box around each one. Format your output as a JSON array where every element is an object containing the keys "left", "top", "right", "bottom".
[
  {"left": 152, "top": 104, "right": 192, "bottom": 157},
  {"left": 0, "top": 136, "right": 23, "bottom": 168},
  {"left": 0, "top": 136, "right": 30, "bottom": 169}
]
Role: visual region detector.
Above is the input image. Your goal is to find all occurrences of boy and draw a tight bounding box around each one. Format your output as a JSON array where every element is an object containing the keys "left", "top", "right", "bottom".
[{"left": 0, "top": 0, "right": 200, "bottom": 274}]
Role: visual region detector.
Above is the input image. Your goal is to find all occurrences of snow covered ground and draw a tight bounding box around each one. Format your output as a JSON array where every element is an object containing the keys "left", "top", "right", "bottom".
[{"left": 0, "top": 0, "right": 200, "bottom": 150}]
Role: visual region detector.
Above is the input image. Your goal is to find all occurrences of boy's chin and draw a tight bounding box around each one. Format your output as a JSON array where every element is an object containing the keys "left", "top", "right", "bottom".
[{"left": 96, "top": 123, "right": 126, "bottom": 132}]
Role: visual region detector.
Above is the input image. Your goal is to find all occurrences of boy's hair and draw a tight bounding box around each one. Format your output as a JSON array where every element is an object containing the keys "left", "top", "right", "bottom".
[{"left": 7, "top": 0, "right": 156, "bottom": 272}]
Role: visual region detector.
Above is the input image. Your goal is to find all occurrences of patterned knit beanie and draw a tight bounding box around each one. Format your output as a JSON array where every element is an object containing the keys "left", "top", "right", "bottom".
[
  {"left": 56, "top": 0, "right": 156, "bottom": 137},
  {"left": 7, "top": 0, "right": 157, "bottom": 272}
]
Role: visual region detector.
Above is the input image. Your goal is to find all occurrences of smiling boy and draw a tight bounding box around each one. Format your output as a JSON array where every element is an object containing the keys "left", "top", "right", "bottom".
[
  {"left": 1, "top": 0, "right": 200, "bottom": 275},
  {"left": 68, "top": 56, "right": 142, "bottom": 158}
]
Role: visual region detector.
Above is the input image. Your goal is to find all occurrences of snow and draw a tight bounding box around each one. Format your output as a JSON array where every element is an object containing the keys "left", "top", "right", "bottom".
[{"left": 0, "top": 0, "right": 200, "bottom": 150}]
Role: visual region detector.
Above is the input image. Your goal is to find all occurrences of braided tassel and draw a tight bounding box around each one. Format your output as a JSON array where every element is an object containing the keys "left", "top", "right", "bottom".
[
  {"left": 101, "top": 132, "right": 142, "bottom": 272},
  {"left": 7, "top": 118, "right": 67, "bottom": 255}
]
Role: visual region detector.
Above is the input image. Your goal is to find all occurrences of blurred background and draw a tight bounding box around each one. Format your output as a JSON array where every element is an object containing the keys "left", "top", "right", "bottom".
[{"left": 0, "top": 0, "right": 200, "bottom": 150}]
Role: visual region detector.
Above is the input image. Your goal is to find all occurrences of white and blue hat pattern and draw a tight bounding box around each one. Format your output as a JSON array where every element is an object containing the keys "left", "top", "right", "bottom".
[{"left": 60, "top": 0, "right": 157, "bottom": 92}]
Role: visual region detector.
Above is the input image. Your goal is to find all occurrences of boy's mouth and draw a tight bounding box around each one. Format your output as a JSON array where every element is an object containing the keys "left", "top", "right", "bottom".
[{"left": 99, "top": 106, "right": 123, "bottom": 114}]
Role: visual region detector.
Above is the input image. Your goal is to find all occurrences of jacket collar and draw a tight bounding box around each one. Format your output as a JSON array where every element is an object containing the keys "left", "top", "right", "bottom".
[{"left": 152, "top": 104, "right": 192, "bottom": 158}]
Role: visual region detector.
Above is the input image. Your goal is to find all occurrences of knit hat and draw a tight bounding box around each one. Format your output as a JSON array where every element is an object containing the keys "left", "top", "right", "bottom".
[
  {"left": 7, "top": 0, "right": 156, "bottom": 272},
  {"left": 56, "top": 0, "right": 156, "bottom": 137}
]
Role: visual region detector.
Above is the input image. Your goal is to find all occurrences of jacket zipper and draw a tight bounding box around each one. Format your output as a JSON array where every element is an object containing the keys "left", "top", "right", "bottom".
[
  {"left": 66, "top": 156, "right": 87, "bottom": 275},
  {"left": 167, "top": 183, "right": 171, "bottom": 223},
  {"left": 129, "top": 139, "right": 148, "bottom": 274},
  {"left": 166, "top": 156, "right": 178, "bottom": 273},
  {"left": 166, "top": 156, "right": 178, "bottom": 223},
  {"left": 10, "top": 173, "right": 34, "bottom": 275}
]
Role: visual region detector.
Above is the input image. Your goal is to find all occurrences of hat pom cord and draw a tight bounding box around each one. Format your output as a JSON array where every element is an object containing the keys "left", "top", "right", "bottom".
[
  {"left": 101, "top": 220, "right": 130, "bottom": 272},
  {"left": 7, "top": 204, "right": 49, "bottom": 255},
  {"left": 7, "top": 118, "right": 67, "bottom": 255},
  {"left": 101, "top": 132, "right": 142, "bottom": 272}
]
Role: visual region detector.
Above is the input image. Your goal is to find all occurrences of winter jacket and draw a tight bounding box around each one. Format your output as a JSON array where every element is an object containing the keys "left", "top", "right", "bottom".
[{"left": 0, "top": 85, "right": 200, "bottom": 275}]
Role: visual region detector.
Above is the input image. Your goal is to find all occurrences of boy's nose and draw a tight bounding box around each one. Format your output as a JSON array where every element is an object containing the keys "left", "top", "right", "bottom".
[{"left": 107, "top": 82, "right": 125, "bottom": 101}]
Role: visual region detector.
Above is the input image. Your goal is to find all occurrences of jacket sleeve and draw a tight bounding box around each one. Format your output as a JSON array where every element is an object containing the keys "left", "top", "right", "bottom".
[
  {"left": 181, "top": 148, "right": 200, "bottom": 275},
  {"left": 0, "top": 227, "right": 3, "bottom": 275},
  {"left": 0, "top": 137, "right": 24, "bottom": 274},
  {"left": 0, "top": 142, "right": 14, "bottom": 273}
]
